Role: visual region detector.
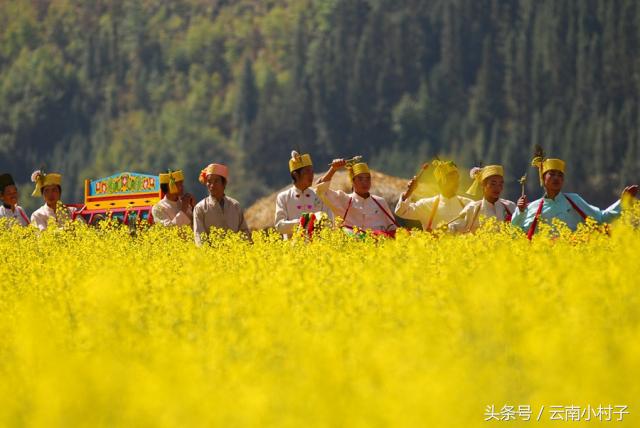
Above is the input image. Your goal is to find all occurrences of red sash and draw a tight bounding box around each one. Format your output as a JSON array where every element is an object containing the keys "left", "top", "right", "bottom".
[
  {"left": 527, "top": 195, "right": 589, "bottom": 240},
  {"left": 502, "top": 202, "right": 512, "bottom": 222},
  {"left": 342, "top": 195, "right": 399, "bottom": 230},
  {"left": 526, "top": 199, "right": 545, "bottom": 240},
  {"left": 18, "top": 207, "right": 30, "bottom": 225},
  {"left": 563, "top": 195, "right": 587, "bottom": 220}
]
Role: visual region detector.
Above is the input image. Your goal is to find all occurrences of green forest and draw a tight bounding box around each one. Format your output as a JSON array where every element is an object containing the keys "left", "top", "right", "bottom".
[{"left": 1, "top": 0, "right": 639, "bottom": 211}]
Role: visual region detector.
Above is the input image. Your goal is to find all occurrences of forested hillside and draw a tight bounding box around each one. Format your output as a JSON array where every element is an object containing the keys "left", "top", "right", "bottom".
[{"left": 1, "top": 0, "right": 639, "bottom": 210}]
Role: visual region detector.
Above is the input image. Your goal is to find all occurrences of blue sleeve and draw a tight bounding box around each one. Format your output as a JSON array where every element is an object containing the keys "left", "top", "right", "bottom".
[
  {"left": 510, "top": 207, "right": 526, "bottom": 230},
  {"left": 569, "top": 194, "right": 621, "bottom": 223},
  {"left": 511, "top": 200, "right": 539, "bottom": 232}
]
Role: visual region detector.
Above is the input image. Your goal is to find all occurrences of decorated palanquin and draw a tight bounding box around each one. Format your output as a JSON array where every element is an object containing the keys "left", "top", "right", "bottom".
[{"left": 71, "top": 172, "right": 161, "bottom": 225}]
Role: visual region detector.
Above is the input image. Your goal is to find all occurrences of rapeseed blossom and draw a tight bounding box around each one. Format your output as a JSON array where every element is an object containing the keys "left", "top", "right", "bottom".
[{"left": 1, "top": 207, "right": 639, "bottom": 427}]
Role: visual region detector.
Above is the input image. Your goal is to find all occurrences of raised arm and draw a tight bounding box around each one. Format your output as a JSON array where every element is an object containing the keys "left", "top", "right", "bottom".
[{"left": 316, "top": 158, "right": 346, "bottom": 185}]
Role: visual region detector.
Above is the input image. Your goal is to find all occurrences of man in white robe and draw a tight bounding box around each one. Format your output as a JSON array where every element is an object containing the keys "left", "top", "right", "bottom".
[
  {"left": 274, "top": 151, "right": 332, "bottom": 238},
  {"left": 395, "top": 159, "right": 472, "bottom": 231},
  {"left": 316, "top": 159, "right": 397, "bottom": 235},
  {"left": 449, "top": 165, "right": 516, "bottom": 233},
  {"left": 29, "top": 170, "right": 83, "bottom": 230}
]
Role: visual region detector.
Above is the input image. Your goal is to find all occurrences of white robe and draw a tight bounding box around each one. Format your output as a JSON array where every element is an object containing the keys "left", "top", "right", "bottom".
[
  {"left": 0, "top": 205, "right": 30, "bottom": 227},
  {"left": 316, "top": 181, "right": 396, "bottom": 231},
  {"left": 395, "top": 194, "right": 472, "bottom": 230},
  {"left": 152, "top": 196, "right": 192, "bottom": 227},
  {"left": 448, "top": 198, "right": 516, "bottom": 233},
  {"left": 274, "top": 185, "right": 332, "bottom": 237},
  {"left": 30, "top": 204, "right": 83, "bottom": 231}
]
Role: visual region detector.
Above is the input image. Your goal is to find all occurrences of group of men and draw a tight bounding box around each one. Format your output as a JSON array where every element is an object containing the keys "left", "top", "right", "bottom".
[
  {"left": 0, "top": 164, "right": 250, "bottom": 245},
  {"left": 274, "top": 151, "right": 638, "bottom": 238},
  {"left": 0, "top": 170, "right": 75, "bottom": 230},
  {"left": 1, "top": 152, "right": 638, "bottom": 241},
  {"left": 133, "top": 163, "right": 251, "bottom": 244}
]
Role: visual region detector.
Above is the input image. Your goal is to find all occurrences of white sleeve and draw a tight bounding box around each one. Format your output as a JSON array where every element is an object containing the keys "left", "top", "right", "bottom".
[
  {"left": 274, "top": 193, "right": 299, "bottom": 235},
  {"left": 31, "top": 212, "right": 47, "bottom": 231},
  {"left": 193, "top": 205, "right": 207, "bottom": 246},
  {"left": 448, "top": 203, "right": 473, "bottom": 233},
  {"left": 152, "top": 204, "right": 191, "bottom": 227},
  {"left": 395, "top": 197, "right": 432, "bottom": 221},
  {"left": 173, "top": 210, "right": 192, "bottom": 226},
  {"left": 315, "top": 181, "right": 350, "bottom": 216}
]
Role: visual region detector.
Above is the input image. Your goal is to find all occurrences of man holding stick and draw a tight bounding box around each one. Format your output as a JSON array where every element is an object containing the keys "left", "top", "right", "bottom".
[
  {"left": 395, "top": 159, "right": 472, "bottom": 231},
  {"left": 512, "top": 155, "right": 638, "bottom": 238},
  {"left": 448, "top": 165, "right": 516, "bottom": 234}
]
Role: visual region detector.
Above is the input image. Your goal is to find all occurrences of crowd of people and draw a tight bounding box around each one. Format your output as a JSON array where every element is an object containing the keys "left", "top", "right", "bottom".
[{"left": 1, "top": 150, "right": 638, "bottom": 242}]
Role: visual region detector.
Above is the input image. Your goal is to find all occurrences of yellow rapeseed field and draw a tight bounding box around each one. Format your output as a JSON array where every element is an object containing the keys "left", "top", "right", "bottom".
[{"left": 1, "top": 210, "right": 639, "bottom": 427}]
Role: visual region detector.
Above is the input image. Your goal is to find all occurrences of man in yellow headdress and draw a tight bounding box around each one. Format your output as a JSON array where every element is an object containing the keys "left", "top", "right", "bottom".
[
  {"left": 316, "top": 158, "right": 398, "bottom": 234},
  {"left": 395, "top": 159, "right": 472, "bottom": 231},
  {"left": 193, "top": 163, "right": 250, "bottom": 245},
  {"left": 448, "top": 165, "right": 516, "bottom": 233},
  {"left": 152, "top": 169, "right": 194, "bottom": 227},
  {"left": 512, "top": 156, "right": 638, "bottom": 238},
  {"left": 29, "top": 169, "right": 84, "bottom": 230},
  {"left": 274, "top": 151, "right": 332, "bottom": 238}
]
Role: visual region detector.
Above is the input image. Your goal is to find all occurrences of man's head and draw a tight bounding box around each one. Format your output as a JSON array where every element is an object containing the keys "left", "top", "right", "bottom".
[
  {"left": 353, "top": 173, "right": 372, "bottom": 195},
  {"left": 439, "top": 170, "right": 460, "bottom": 197},
  {"left": 349, "top": 163, "right": 372, "bottom": 195},
  {"left": 291, "top": 165, "right": 314, "bottom": 189},
  {"left": 536, "top": 158, "right": 566, "bottom": 194},
  {"left": 433, "top": 160, "right": 459, "bottom": 197},
  {"left": 159, "top": 170, "right": 185, "bottom": 199},
  {"left": 0, "top": 173, "right": 17, "bottom": 206},
  {"left": 2, "top": 184, "right": 19, "bottom": 207},
  {"left": 467, "top": 165, "right": 504, "bottom": 201},
  {"left": 543, "top": 169, "right": 564, "bottom": 194},
  {"left": 160, "top": 181, "right": 184, "bottom": 196},
  {"left": 205, "top": 174, "right": 226, "bottom": 200},
  {"left": 199, "top": 163, "right": 229, "bottom": 200},
  {"left": 483, "top": 174, "right": 504, "bottom": 201},
  {"left": 31, "top": 171, "right": 62, "bottom": 204},
  {"left": 42, "top": 184, "right": 62, "bottom": 206},
  {"left": 289, "top": 151, "right": 313, "bottom": 189}
]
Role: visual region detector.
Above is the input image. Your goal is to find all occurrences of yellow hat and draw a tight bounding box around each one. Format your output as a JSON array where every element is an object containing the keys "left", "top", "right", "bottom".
[
  {"left": 466, "top": 165, "right": 504, "bottom": 197},
  {"left": 532, "top": 157, "right": 565, "bottom": 186},
  {"left": 199, "top": 163, "right": 229, "bottom": 184},
  {"left": 289, "top": 151, "right": 313, "bottom": 173},
  {"left": 432, "top": 160, "right": 458, "bottom": 184},
  {"left": 348, "top": 162, "right": 370, "bottom": 181},
  {"left": 159, "top": 170, "right": 185, "bottom": 194},
  {"left": 31, "top": 170, "right": 62, "bottom": 197}
]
